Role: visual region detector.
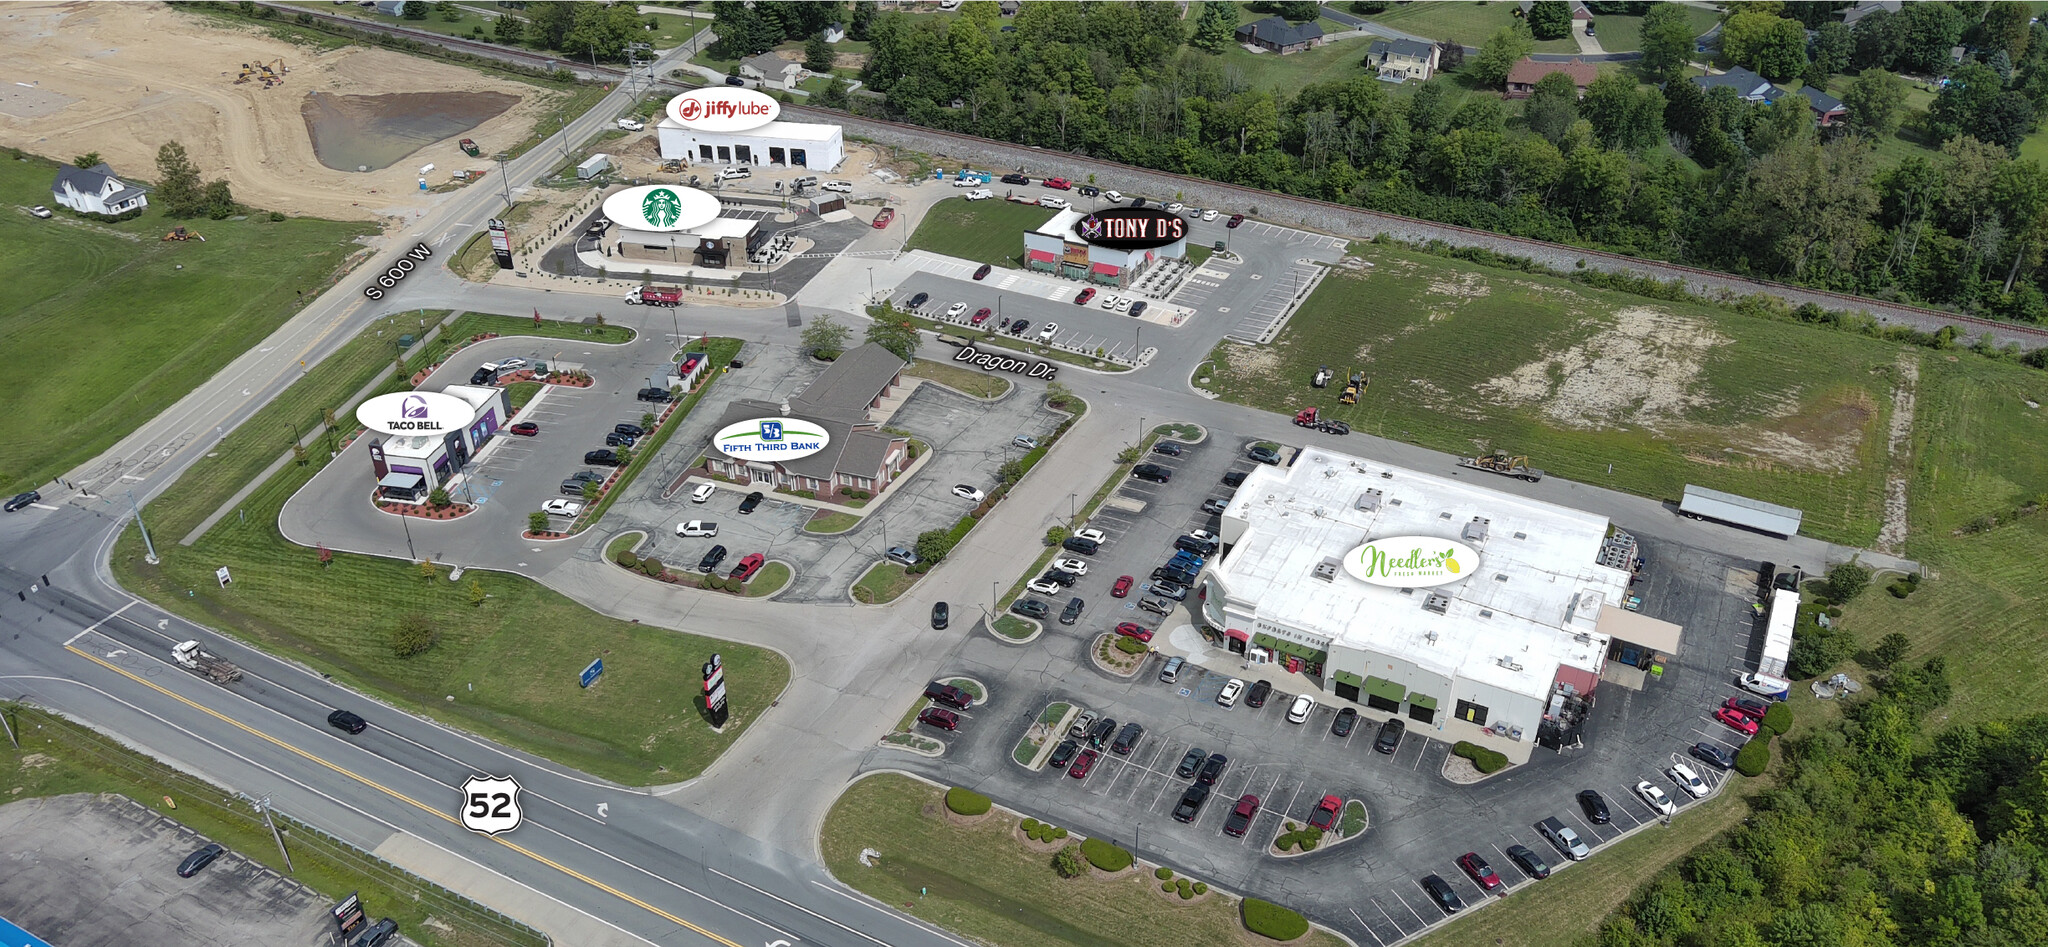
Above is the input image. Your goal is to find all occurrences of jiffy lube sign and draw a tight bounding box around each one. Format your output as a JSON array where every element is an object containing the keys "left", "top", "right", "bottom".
[
  {"left": 666, "top": 88, "right": 780, "bottom": 132},
  {"left": 357, "top": 391, "right": 475, "bottom": 435},
  {"left": 713, "top": 418, "right": 830, "bottom": 460},
  {"left": 1342, "top": 538, "right": 1480, "bottom": 588}
]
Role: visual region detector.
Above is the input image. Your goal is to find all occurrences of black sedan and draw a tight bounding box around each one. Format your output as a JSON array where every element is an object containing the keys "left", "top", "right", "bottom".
[
  {"left": 1421, "top": 874, "right": 1465, "bottom": 914},
  {"left": 176, "top": 842, "right": 226, "bottom": 877},
  {"left": 1578, "top": 789, "right": 1612, "bottom": 824},
  {"left": 738, "top": 491, "right": 764, "bottom": 514},
  {"left": 1048, "top": 739, "right": 1080, "bottom": 770},
  {"left": 1175, "top": 747, "right": 1208, "bottom": 779},
  {"left": 326, "top": 709, "right": 367, "bottom": 734},
  {"left": 1690, "top": 741, "right": 1737, "bottom": 770},
  {"left": 1000, "top": 172, "right": 1031, "bottom": 185},
  {"left": 1196, "top": 752, "right": 1229, "bottom": 785},
  {"left": 1506, "top": 843, "right": 1551, "bottom": 879},
  {"left": 4, "top": 491, "right": 40, "bottom": 513},
  {"left": 906, "top": 291, "right": 929, "bottom": 308},
  {"left": 931, "top": 601, "right": 949, "bottom": 630},
  {"left": 1331, "top": 707, "right": 1358, "bottom": 737}
]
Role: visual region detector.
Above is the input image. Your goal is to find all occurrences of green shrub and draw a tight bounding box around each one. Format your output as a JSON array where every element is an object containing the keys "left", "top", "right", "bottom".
[
  {"left": 1241, "top": 898, "right": 1310, "bottom": 940},
  {"left": 1115, "top": 635, "right": 1148, "bottom": 655},
  {"left": 1162, "top": 880, "right": 1176, "bottom": 892},
  {"left": 944, "top": 787, "right": 992, "bottom": 816},
  {"left": 1452, "top": 741, "right": 1511, "bottom": 773},
  {"left": 1052, "top": 827, "right": 1067, "bottom": 839},
  {"left": 1177, "top": 878, "right": 1195, "bottom": 899},
  {"left": 389, "top": 613, "right": 438, "bottom": 657},
  {"left": 1052, "top": 844, "right": 1085, "bottom": 878},
  {"left": 1155, "top": 866, "right": 1174, "bottom": 880},
  {"left": 1735, "top": 735, "right": 1772, "bottom": 776},
  {"left": 1045, "top": 525, "right": 1070, "bottom": 547},
  {"left": 1023, "top": 817, "right": 1040, "bottom": 833},
  {"left": 1761, "top": 701, "right": 1792, "bottom": 735},
  {"left": 1275, "top": 832, "right": 1298, "bottom": 852},
  {"left": 640, "top": 557, "right": 664, "bottom": 577},
  {"left": 614, "top": 549, "right": 641, "bottom": 568},
  {"left": 1080, "top": 837, "right": 1133, "bottom": 872},
  {"left": 1193, "top": 882, "right": 1208, "bottom": 894}
]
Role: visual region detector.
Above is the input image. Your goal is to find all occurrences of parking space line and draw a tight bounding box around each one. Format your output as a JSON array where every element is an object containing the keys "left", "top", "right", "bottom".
[{"left": 1346, "top": 908, "right": 1384, "bottom": 947}]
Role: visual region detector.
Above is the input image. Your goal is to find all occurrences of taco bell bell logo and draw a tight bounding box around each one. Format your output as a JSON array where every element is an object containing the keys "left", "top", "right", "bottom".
[
  {"left": 401, "top": 395, "right": 429, "bottom": 419},
  {"left": 759, "top": 421, "right": 783, "bottom": 441}
]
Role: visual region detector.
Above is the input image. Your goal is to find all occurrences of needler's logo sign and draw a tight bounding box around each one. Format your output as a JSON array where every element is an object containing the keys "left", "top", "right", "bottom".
[{"left": 666, "top": 89, "right": 780, "bottom": 133}]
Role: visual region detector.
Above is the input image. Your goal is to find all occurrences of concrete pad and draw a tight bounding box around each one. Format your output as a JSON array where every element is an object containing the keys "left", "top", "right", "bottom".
[
  {"left": 371, "top": 833, "right": 652, "bottom": 947},
  {"left": 0, "top": 793, "right": 334, "bottom": 947}
]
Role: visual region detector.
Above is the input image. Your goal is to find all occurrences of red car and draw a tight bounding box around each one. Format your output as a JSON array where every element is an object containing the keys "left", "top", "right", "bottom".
[
  {"left": 1223, "top": 794, "right": 1261, "bottom": 837},
  {"left": 1044, "top": 177, "right": 1072, "bottom": 190},
  {"left": 1306, "top": 794, "right": 1341, "bottom": 832},
  {"left": 971, "top": 307, "right": 992, "bottom": 326},
  {"left": 1111, "top": 575, "right": 1135, "bottom": 598},
  {"left": 509, "top": 422, "right": 539, "bottom": 436},
  {"left": 872, "top": 208, "right": 896, "bottom": 229},
  {"left": 1069, "top": 747, "right": 1099, "bottom": 779},
  {"left": 917, "top": 707, "right": 959, "bottom": 731},
  {"left": 1457, "top": 852, "right": 1503, "bottom": 892},
  {"left": 1227, "top": 214, "right": 1245, "bottom": 228},
  {"left": 1075, "top": 287, "right": 1096, "bottom": 304},
  {"left": 973, "top": 263, "right": 992, "bottom": 280},
  {"left": 1723, "top": 696, "right": 1769, "bottom": 719},
  {"left": 1114, "top": 622, "right": 1152, "bottom": 643},
  {"left": 1715, "top": 706, "right": 1761, "bottom": 736}
]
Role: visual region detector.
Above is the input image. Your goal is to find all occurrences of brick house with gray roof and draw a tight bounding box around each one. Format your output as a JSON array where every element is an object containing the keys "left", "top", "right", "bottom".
[{"left": 703, "top": 343, "right": 911, "bottom": 499}]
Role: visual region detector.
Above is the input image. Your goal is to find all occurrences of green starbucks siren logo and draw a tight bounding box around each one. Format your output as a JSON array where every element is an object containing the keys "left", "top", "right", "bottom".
[{"left": 641, "top": 188, "right": 684, "bottom": 228}]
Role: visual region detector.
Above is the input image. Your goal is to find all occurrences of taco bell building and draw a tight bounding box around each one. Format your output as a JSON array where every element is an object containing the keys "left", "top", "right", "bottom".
[
  {"left": 1197, "top": 446, "right": 1679, "bottom": 763},
  {"left": 368, "top": 384, "right": 509, "bottom": 501},
  {"left": 1022, "top": 208, "right": 1184, "bottom": 286}
]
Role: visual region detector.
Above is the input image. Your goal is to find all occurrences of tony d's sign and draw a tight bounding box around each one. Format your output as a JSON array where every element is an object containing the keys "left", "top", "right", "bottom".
[
  {"left": 1073, "top": 207, "right": 1186, "bottom": 251},
  {"left": 666, "top": 88, "right": 780, "bottom": 132}
]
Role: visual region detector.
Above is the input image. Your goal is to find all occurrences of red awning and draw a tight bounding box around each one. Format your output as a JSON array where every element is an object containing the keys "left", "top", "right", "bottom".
[
  {"left": 1091, "top": 262, "right": 1120, "bottom": 275},
  {"left": 1226, "top": 628, "right": 1250, "bottom": 642},
  {"left": 1027, "top": 249, "right": 1057, "bottom": 263}
]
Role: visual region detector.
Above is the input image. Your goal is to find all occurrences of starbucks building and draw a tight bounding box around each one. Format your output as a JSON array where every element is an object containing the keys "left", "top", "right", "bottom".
[{"left": 600, "top": 184, "right": 763, "bottom": 268}]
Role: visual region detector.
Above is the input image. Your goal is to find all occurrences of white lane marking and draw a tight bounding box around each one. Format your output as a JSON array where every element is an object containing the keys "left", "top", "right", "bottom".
[{"left": 65, "top": 602, "right": 133, "bottom": 646}]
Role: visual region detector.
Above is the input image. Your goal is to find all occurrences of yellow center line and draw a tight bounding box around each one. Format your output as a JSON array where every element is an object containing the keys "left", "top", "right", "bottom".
[{"left": 68, "top": 645, "right": 744, "bottom": 947}]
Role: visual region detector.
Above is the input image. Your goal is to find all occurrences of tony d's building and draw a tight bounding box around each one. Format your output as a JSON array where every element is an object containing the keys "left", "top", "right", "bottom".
[
  {"left": 1022, "top": 208, "right": 1185, "bottom": 286},
  {"left": 1199, "top": 446, "right": 1680, "bottom": 763}
]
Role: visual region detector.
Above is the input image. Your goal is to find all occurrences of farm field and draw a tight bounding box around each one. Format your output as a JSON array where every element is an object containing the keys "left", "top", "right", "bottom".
[
  {"left": 903, "top": 198, "right": 1058, "bottom": 270},
  {"left": 0, "top": 153, "right": 373, "bottom": 494},
  {"left": 1204, "top": 245, "right": 1913, "bottom": 545}
]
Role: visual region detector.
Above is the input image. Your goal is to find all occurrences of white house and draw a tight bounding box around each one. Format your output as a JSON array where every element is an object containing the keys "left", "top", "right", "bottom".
[
  {"left": 51, "top": 163, "right": 149, "bottom": 216},
  {"left": 823, "top": 22, "right": 846, "bottom": 43},
  {"left": 740, "top": 52, "right": 805, "bottom": 91}
]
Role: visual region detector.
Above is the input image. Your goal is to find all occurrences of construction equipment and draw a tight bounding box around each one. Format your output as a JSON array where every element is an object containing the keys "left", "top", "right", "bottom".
[
  {"left": 1312, "top": 365, "right": 1331, "bottom": 388},
  {"left": 459, "top": 138, "right": 481, "bottom": 157},
  {"left": 171, "top": 640, "right": 244, "bottom": 684},
  {"left": 659, "top": 159, "right": 684, "bottom": 173},
  {"left": 234, "top": 62, "right": 258, "bottom": 84},
  {"left": 1338, "top": 371, "right": 1365, "bottom": 405},
  {"left": 1458, "top": 451, "right": 1545, "bottom": 482},
  {"left": 162, "top": 226, "right": 204, "bottom": 242}
]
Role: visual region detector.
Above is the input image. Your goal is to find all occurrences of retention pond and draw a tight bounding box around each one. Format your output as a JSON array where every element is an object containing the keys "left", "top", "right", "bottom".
[{"left": 301, "top": 90, "right": 520, "bottom": 172}]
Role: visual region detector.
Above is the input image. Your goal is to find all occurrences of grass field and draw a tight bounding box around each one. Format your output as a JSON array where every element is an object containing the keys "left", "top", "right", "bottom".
[
  {"left": 1363, "top": 2, "right": 1579, "bottom": 53},
  {"left": 0, "top": 153, "right": 374, "bottom": 493},
  {"left": 109, "top": 317, "right": 785, "bottom": 787},
  {"left": 852, "top": 562, "right": 915, "bottom": 604},
  {"left": 272, "top": 1, "right": 706, "bottom": 58},
  {"left": 806, "top": 509, "right": 860, "bottom": 533},
  {"left": 822, "top": 774, "right": 1348, "bottom": 947},
  {"left": 0, "top": 703, "right": 545, "bottom": 947},
  {"left": 904, "top": 199, "right": 1058, "bottom": 269},
  {"left": 1210, "top": 245, "right": 1910, "bottom": 544},
  {"left": 746, "top": 561, "right": 791, "bottom": 597}
]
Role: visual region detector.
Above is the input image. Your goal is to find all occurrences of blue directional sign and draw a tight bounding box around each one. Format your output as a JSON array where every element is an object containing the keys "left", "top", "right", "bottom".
[{"left": 580, "top": 658, "right": 604, "bottom": 688}]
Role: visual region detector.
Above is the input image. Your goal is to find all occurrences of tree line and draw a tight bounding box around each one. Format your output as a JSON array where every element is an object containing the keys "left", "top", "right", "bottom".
[{"left": 805, "top": 0, "right": 2048, "bottom": 325}]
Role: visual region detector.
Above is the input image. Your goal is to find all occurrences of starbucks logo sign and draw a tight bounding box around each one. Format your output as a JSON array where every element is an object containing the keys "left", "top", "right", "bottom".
[{"left": 641, "top": 188, "right": 683, "bottom": 228}]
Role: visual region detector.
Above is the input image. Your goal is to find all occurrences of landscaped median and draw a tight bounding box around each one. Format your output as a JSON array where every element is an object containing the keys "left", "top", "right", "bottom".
[
  {"left": 871, "top": 302, "right": 1134, "bottom": 373},
  {"left": 110, "top": 317, "right": 786, "bottom": 787},
  {"left": 823, "top": 774, "right": 1346, "bottom": 947}
]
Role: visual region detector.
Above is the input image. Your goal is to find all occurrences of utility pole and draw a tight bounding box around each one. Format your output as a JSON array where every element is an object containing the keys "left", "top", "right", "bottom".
[
  {"left": 0, "top": 706, "right": 18, "bottom": 750},
  {"left": 494, "top": 152, "right": 513, "bottom": 209},
  {"left": 129, "top": 492, "right": 158, "bottom": 564},
  {"left": 255, "top": 795, "right": 294, "bottom": 872}
]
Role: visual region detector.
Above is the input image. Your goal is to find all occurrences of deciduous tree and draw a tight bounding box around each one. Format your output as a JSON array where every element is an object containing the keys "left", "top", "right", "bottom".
[
  {"left": 801, "top": 313, "right": 851, "bottom": 359},
  {"left": 1527, "top": 1, "right": 1573, "bottom": 41},
  {"left": 154, "top": 141, "right": 202, "bottom": 217},
  {"left": 863, "top": 318, "right": 920, "bottom": 363},
  {"left": 1525, "top": 71, "right": 1582, "bottom": 144},
  {"left": 1842, "top": 66, "right": 1908, "bottom": 137},
  {"left": 1638, "top": 2, "right": 1697, "bottom": 84},
  {"left": 1471, "top": 25, "right": 1534, "bottom": 91}
]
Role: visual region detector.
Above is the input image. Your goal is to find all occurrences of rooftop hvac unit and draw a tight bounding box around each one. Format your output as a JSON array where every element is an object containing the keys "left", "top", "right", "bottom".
[
  {"left": 1312, "top": 557, "right": 1340, "bottom": 582},
  {"left": 1514, "top": 531, "right": 1528, "bottom": 540},
  {"left": 1356, "top": 488, "right": 1383, "bottom": 511},
  {"left": 1463, "top": 516, "right": 1490, "bottom": 543},
  {"left": 1422, "top": 592, "right": 1451, "bottom": 615},
  {"left": 1439, "top": 511, "right": 1453, "bottom": 519},
  {"left": 1496, "top": 656, "right": 1524, "bottom": 671},
  {"left": 1424, "top": 630, "right": 1439, "bottom": 643}
]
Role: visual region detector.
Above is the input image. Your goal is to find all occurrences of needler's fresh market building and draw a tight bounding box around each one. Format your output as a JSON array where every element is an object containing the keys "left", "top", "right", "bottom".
[{"left": 1198, "top": 446, "right": 1682, "bottom": 763}]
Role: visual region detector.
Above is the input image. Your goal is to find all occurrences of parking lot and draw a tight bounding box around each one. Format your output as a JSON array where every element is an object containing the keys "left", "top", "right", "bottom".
[
  {"left": 877, "top": 424, "right": 1775, "bottom": 946},
  {"left": 614, "top": 344, "right": 1071, "bottom": 602}
]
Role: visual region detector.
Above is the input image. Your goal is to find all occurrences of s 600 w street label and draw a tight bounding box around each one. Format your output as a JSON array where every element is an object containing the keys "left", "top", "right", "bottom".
[{"left": 362, "top": 244, "right": 434, "bottom": 299}]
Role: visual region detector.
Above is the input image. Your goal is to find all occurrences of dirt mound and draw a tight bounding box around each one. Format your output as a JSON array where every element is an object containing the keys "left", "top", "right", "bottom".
[
  {"left": 1477, "top": 307, "right": 1728, "bottom": 430},
  {"left": 0, "top": 2, "right": 559, "bottom": 222}
]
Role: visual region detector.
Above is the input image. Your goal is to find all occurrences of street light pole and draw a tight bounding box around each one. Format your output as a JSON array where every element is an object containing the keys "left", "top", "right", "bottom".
[
  {"left": 494, "top": 152, "right": 512, "bottom": 209},
  {"left": 399, "top": 506, "right": 417, "bottom": 561},
  {"left": 128, "top": 492, "right": 158, "bottom": 564}
]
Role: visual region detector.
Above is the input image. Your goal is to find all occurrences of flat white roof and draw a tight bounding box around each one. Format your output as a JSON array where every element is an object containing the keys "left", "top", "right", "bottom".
[
  {"left": 655, "top": 117, "right": 843, "bottom": 142},
  {"left": 1035, "top": 208, "right": 1082, "bottom": 238},
  {"left": 441, "top": 384, "right": 500, "bottom": 412},
  {"left": 615, "top": 214, "right": 759, "bottom": 241},
  {"left": 1215, "top": 445, "right": 1630, "bottom": 702},
  {"left": 379, "top": 433, "right": 445, "bottom": 459}
]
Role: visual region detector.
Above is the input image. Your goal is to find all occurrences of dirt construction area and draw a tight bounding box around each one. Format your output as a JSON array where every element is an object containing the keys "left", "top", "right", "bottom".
[
  {"left": 0, "top": 792, "right": 339, "bottom": 947},
  {"left": 0, "top": 1, "right": 558, "bottom": 223}
]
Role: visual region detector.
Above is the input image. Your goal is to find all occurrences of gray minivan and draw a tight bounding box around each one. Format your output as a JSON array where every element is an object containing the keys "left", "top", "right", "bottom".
[{"left": 1159, "top": 655, "right": 1186, "bottom": 683}]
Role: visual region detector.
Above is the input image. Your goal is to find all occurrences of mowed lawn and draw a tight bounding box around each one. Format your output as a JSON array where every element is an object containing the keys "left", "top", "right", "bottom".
[
  {"left": 822, "top": 774, "right": 1349, "bottom": 947},
  {"left": 0, "top": 154, "right": 373, "bottom": 493},
  {"left": 1207, "top": 246, "right": 1908, "bottom": 545},
  {"left": 1364, "top": 2, "right": 1580, "bottom": 53},
  {"left": 110, "top": 315, "right": 787, "bottom": 787},
  {"left": 904, "top": 198, "right": 1057, "bottom": 269}
]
